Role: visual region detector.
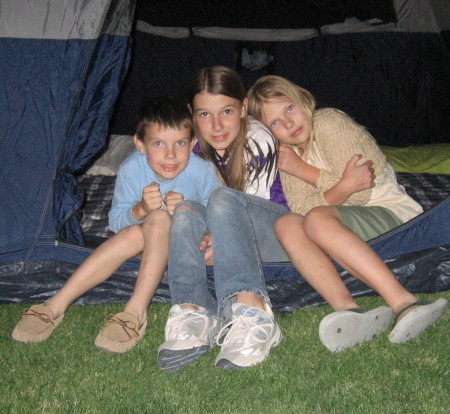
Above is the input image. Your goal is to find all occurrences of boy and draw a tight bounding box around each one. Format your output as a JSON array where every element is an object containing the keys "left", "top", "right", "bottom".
[{"left": 12, "top": 97, "right": 221, "bottom": 354}]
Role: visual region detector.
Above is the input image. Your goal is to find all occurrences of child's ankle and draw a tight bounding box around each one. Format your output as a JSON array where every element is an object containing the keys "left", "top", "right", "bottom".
[
  {"left": 43, "top": 299, "right": 65, "bottom": 319},
  {"left": 236, "top": 292, "right": 265, "bottom": 310},
  {"left": 180, "top": 304, "right": 199, "bottom": 310},
  {"left": 123, "top": 305, "right": 147, "bottom": 325}
]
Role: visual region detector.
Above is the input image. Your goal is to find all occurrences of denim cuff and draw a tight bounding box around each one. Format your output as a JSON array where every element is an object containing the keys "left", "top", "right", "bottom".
[{"left": 218, "top": 288, "right": 271, "bottom": 322}]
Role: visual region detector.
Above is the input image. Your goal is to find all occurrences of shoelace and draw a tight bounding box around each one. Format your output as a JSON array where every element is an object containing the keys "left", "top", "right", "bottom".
[
  {"left": 22, "top": 308, "right": 55, "bottom": 325},
  {"left": 107, "top": 314, "right": 139, "bottom": 339},
  {"left": 167, "top": 309, "right": 209, "bottom": 340},
  {"left": 217, "top": 310, "right": 270, "bottom": 347}
]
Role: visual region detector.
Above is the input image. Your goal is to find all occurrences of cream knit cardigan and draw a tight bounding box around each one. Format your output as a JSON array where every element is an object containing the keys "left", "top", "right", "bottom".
[{"left": 281, "top": 108, "right": 387, "bottom": 216}]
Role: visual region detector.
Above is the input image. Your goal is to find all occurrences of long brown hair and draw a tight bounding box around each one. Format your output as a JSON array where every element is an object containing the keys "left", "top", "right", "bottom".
[{"left": 188, "top": 66, "right": 256, "bottom": 191}]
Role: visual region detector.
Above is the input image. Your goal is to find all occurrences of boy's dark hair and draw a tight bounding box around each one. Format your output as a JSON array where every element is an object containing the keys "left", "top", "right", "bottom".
[{"left": 135, "top": 96, "right": 193, "bottom": 141}]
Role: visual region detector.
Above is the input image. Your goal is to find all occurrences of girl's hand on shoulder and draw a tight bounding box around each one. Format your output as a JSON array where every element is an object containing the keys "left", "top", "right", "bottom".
[
  {"left": 199, "top": 232, "right": 214, "bottom": 266},
  {"left": 341, "top": 154, "right": 376, "bottom": 194},
  {"left": 164, "top": 191, "right": 184, "bottom": 216},
  {"left": 277, "top": 144, "right": 304, "bottom": 176}
]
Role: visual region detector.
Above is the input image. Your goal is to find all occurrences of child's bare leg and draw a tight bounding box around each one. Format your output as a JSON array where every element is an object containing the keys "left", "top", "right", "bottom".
[
  {"left": 45, "top": 225, "right": 145, "bottom": 318},
  {"left": 302, "top": 207, "right": 417, "bottom": 314},
  {"left": 123, "top": 209, "right": 171, "bottom": 324},
  {"left": 275, "top": 213, "right": 358, "bottom": 311},
  {"left": 94, "top": 210, "right": 171, "bottom": 354}
]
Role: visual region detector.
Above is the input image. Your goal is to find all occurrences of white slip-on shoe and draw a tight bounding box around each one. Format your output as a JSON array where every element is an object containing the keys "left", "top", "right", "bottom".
[
  {"left": 389, "top": 298, "right": 448, "bottom": 344},
  {"left": 319, "top": 306, "right": 393, "bottom": 352}
]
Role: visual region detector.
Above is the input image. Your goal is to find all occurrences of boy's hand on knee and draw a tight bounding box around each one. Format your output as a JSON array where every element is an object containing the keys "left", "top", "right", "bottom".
[{"left": 164, "top": 191, "right": 184, "bottom": 216}]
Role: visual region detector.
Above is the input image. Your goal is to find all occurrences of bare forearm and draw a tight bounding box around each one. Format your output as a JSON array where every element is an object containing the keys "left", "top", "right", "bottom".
[
  {"left": 278, "top": 145, "right": 320, "bottom": 186},
  {"left": 323, "top": 179, "right": 353, "bottom": 206},
  {"left": 291, "top": 162, "right": 320, "bottom": 186}
]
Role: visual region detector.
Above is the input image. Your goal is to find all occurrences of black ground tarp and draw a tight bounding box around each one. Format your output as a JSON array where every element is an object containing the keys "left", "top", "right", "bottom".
[{"left": 1, "top": 245, "right": 449, "bottom": 312}]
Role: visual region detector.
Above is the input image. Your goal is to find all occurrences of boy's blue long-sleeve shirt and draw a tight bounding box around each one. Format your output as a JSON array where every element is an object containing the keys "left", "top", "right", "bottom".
[{"left": 108, "top": 151, "right": 221, "bottom": 233}]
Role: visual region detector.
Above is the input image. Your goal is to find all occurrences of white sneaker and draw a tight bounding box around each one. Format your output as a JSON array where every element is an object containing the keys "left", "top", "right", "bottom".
[
  {"left": 215, "top": 303, "right": 282, "bottom": 370},
  {"left": 157, "top": 304, "right": 219, "bottom": 372}
]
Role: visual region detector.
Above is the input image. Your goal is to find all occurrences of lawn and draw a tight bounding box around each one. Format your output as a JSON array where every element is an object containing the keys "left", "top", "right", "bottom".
[{"left": 1, "top": 291, "right": 449, "bottom": 414}]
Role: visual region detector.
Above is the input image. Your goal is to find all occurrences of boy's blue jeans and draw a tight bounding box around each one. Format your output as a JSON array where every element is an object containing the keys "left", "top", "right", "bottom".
[{"left": 168, "top": 187, "right": 289, "bottom": 321}]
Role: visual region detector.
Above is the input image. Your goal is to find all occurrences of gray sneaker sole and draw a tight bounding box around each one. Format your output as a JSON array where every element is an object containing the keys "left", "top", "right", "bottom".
[
  {"left": 215, "top": 358, "right": 241, "bottom": 370},
  {"left": 158, "top": 345, "right": 211, "bottom": 372}
]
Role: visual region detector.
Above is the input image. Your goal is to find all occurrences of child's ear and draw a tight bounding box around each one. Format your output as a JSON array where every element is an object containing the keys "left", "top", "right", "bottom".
[
  {"left": 241, "top": 98, "right": 249, "bottom": 118},
  {"left": 134, "top": 134, "right": 145, "bottom": 154}
]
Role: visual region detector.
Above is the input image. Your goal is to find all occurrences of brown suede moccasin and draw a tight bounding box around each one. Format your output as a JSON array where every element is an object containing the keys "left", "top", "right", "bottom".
[
  {"left": 12, "top": 304, "right": 64, "bottom": 343},
  {"left": 94, "top": 312, "right": 147, "bottom": 354}
]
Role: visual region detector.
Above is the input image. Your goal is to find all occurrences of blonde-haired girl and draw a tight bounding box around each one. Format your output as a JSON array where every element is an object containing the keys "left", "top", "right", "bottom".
[{"left": 248, "top": 74, "right": 447, "bottom": 352}]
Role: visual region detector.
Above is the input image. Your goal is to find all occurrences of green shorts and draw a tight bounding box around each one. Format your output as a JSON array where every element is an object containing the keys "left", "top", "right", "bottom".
[{"left": 334, "top": 205, "right": 403, "bottom": 241}]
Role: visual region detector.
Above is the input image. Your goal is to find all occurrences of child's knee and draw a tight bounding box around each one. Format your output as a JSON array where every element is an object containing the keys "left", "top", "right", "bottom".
[
  {"left": 208, "top": 187, "right": 239, "bottom": 215},
  {"left": 143, "top": 209, "right": 171, "bottom": 228},
  {"left": 274, "top": 213, "right": 303, "bottom": 241},
  {"left": 303, "top": 207, "right": 339, "bottom": 240},
  {"left": 118, "top": 224, "right": 145, "bottom": 247},
  {"left": 173, "top": 200, "right": 204, "bottom": 216},
  {"left": 174, "top": 204, "right": 192, "bottom": 213},
  {"left": 171, "top": 201, "right": 207, "bottom": 231}
]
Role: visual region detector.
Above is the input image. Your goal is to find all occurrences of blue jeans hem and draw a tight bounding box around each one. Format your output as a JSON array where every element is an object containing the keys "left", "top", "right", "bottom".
[{"left": 218, "top": 288, "right": 271, "bottom": 321}]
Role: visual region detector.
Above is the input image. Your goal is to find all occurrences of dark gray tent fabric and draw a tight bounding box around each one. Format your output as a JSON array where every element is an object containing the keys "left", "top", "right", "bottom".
[
  {"left": 0, "top": 0, "right": 449, "bottom": 308},
  {"left": 135, "top": 0, "right": 398, "bottom": 29},
  {"left": 111, "top": 10, "right": 450, "bottom": 146}
]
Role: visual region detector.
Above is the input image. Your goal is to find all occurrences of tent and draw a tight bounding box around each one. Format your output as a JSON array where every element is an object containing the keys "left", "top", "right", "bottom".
[
  {"left": 1, "top": 0, "right": 449, "bottom": 310},
  {"left": 0, "top": 0, "right": 136, "bottom": 298}
]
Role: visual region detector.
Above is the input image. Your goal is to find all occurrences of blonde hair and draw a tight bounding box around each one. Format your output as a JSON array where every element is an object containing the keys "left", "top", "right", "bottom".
[
  {"left": 188, "top": 66, "right": 256, "bottom": 191},
  {"left": 248, "top": 75, "right": 317, "bottom": 138}
]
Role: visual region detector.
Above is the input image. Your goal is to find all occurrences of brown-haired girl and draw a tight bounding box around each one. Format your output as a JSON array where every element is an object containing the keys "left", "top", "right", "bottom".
[{"left": 158, "top": 67, "right": 289, "bottom": 372}]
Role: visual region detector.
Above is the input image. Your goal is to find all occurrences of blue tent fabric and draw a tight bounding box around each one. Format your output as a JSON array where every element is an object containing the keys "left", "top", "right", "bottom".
[
  {"left": 0, "top": 0, "right": 135, "bottom": 263},
  {"left": 57, "top": 33, "right": 135, "bottom": 245},
  {"left": 367, "top": 196, "right": 450, "bottom": 259}
]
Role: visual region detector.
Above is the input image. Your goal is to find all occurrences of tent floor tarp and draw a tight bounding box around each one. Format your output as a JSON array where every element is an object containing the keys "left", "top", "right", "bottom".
[
  {"left": 1, "top": 245, "right": 449, "bottom": 312},
  {"left": 2, "top": 197, "right": 449, "bottom": 312}
]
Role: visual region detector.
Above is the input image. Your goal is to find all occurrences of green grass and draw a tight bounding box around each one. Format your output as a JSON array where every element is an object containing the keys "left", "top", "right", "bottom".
[{"left": 1, "top": 291, "right": 449, "bottom": 414}]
